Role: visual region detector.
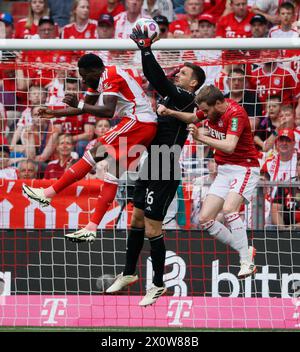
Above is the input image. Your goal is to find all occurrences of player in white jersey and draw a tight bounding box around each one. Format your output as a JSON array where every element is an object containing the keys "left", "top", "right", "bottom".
[{"left": 22, "top": 53, "right": 157, "bottom": 242}]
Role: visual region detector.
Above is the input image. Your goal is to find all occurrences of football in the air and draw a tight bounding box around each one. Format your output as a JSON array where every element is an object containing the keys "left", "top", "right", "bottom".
[{"left": 133, "top": 18, "right": 160, "bottom": 38}]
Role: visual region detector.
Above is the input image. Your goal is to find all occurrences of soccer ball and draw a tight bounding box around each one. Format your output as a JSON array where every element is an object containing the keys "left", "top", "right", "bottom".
[{"left": 133, "top": 18, "right": 160, "bottom": 38}]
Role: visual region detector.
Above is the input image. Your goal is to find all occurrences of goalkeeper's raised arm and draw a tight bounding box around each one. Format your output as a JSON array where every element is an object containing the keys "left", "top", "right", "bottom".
[{"left": 130, "top": 25, "right": 184, "bottom": 99}]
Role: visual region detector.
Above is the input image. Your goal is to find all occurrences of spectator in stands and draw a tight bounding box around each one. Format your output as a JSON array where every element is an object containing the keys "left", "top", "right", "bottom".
[
  {"left": 262, "top": 128, "right": 298, "bottom": 225},
  {"left": 247, "top": 50, "right": 297, "bottom": 107},
  {"left": 86, "top": 119, "right": 111, "bottom": 179},
  {"left": 0, "top": 146, "right": 18, "bottom": 179},
  {"left": 114, "top": 0, "right": 144, "bottom": 39},
  {"left": 142, "top": 0, "right": 174, "bottom": 22},
  {"left": 44, "top": 134, "right": 77, "bottom": 179},
  {"left": 279, "top": 104, "right": 300, "bottom": 150},
  {"left": 197, "top": 13, "right": 216, "bottom": 38},
  {"left": 224, "top": 68, "right": 263, "bottom": 131},
  {"left": 94, "top": 14, "right": 115, "bottom": 65},
  {"left": 14, "top": 0, "right": 51, "bottom": 39},
  {"left": 52, "top": 78, "right": 96, "bottom": 158},
  {"left": 272, "top": 155, "right": 300, "bottom": 228},
  {"left": 98, "top": 0, "right": 125, "bottom": 19},
  {"left": 48, "top": 0, "right": 73, "bottom": 28},
  {"left": 61, "top": 0, "right": 98, "bottom": 40},
  {"left": 250, "top": 14, "right": 269, "bottom": 38},
  {"left": 10, "top": 105, "right": 46, "bottom": 159},
  {"left": 0, "top": 13, "right": 14, "bottom": 38},
  {"left": 269, "top": 2, "right": 298, "bottom": 38},
  {"left": 216, "top": 0, "right": 254, "bottom": 38},
  {"left": 18, "top": 17, "right": 69, "bottom": 90},
  {"left": 169, "top": 0, "right": 205, "bottom": 37},
  {"left": 262, "top": 128, "right": 298, "bottom": 194},
  {"left": 153, "top": 14, "right": 169, "bottom": 38},
  {"left": 18, "top": 159, "right": 38, "bottom": 179},
  {"left": 254, "top": 95, "right": 282, "bottom": 152},
  {"left": 97, "top": 14, "right": 115, "bottom": 39},
  {"left": 252, "top": 0, "right": 279, "bottom": 24}
]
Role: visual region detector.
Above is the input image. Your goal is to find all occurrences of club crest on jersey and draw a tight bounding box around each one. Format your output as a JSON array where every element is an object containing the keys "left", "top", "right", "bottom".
[
  {"left": 218, "top": 120, "right": 223, "bottom": 127},
  {"left": 274, "top": 78, "right": 281, "bottom": 86},
  {"left": 231, "top": 118, "right": 238, "bottom": 131},
  {"left": 85, "top": 31, "right": 91, "bottom": 38}
]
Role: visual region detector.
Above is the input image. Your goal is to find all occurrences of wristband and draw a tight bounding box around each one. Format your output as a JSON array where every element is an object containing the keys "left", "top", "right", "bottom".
[
  {"left": 272, "top": 130, "right": 278, "bottom": 137},
  {"left": 77, "top": 100, "right": 85, "bottom": 110}
]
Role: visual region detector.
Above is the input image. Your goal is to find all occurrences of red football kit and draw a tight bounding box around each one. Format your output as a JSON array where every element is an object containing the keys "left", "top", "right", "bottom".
[{"left": 196, "top": 99, "right": 259, "bottom": 167}]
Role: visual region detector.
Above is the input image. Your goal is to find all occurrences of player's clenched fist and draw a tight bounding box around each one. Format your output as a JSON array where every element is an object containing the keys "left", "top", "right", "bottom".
[
  {"left": 38, "top": 106, "right": 55, "bottom": 119},
  {"left": 156, "top": 104, "right": 170, "bottom": 116},
  {"left": 188, "top": 123, "right": 200, "bottom": 141},
  {"left": 63, "top": 93, "right": 79, "bottom": 108}
]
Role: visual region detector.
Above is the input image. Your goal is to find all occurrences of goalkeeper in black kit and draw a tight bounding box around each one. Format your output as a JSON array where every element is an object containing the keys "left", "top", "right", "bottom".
[{"left": 106, "top": 24, "right": 206, "bottom": 306}]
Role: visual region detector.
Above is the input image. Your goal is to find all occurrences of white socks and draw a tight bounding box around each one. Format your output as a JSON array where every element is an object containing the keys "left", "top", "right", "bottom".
[{"left": 203, "top": 214, "right": 249, "bottom": 262}]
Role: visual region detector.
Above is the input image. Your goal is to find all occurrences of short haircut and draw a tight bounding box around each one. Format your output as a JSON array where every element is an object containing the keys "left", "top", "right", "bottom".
[
  {"left": 279, "top": 1, "right": 295, "bottom": 12},
  {"left": 78, "top": 53, "right": 104, "bottom": 70},
  {"left": 195, "top": 85, "right": 224, "bottom": 106},
  {"left": 268, "top": 95, "right": 281, "bottom": 103},
  {"left": 64, "top": 77, "right": 80, "bottom": 90},
  {"left": 183, "top": 62, "right": 206, "bottom": 91},
  {"left": 18, "top": 159, "right": 38, "bottom": 172},
  {"left": 228, "top": 68, "right": 245, "bottom": 76},
  {"left": 280, "top": 104, "right": 294, "bottom": 113},
  {"left": 58, "top": 133, "right": 74, "bottom": 143}
]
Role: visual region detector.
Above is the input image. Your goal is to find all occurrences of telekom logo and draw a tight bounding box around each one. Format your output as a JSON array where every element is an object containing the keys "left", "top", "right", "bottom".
[
  {"left": 167, "top": 299, "right": 193, "bottom": 326},
  {"left": 41, "top": 298, "right": 68, "bottom": 324}
]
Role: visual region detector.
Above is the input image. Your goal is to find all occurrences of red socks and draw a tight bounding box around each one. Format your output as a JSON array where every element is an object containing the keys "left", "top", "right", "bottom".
[
  {"left": 52, "top": 158, "right": 93, "bottom": 194},
  {"left": 90, "top": 181, "right": 118, "bottom": 225}
]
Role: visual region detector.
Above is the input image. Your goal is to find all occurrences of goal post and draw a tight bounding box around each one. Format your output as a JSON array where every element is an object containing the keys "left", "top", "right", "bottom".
[{"left": 0, "top": 39, "right": 300, "bottom": 330}]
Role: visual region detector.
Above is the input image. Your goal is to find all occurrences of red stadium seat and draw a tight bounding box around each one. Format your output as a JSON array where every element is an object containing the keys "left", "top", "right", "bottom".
[{"left": 89, "top": 0, "right": 108, "bottom": 21}]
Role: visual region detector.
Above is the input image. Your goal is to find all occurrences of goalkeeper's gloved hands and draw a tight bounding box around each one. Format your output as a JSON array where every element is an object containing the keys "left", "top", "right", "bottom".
[{"left": 130, "top": 24, "right": 158, "bottom": 50}]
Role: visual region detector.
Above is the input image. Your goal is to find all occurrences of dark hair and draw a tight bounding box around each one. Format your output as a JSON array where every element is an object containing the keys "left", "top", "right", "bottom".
[
  {"left": 228, "top": 68, "right": 245, "bottom": 76},
  {"left": 183, "top": 62, "right": 206, "bottom": 91},
  {"left": 268, "top": 95, "right": 281, "bottom": 102},
  {"left": 78, "top": 53, "right": 104, "bottom": 70},
  {"left": 279, "top": 1, "right": 295, "bottom": 12},
  {"left": 38, "top": 16, "right": 55, "bottom": 26},
  {"left": 195, "top": 85, "right": 225, "bottom": 106},
  {"left": 1, "top": 145, "right": 10, "bottom": 156},
  {"left": 96, "top": 118, "right": 111, "bottom": 127}
]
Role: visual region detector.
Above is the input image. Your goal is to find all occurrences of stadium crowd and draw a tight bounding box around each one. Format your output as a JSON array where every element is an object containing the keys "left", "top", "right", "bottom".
[{"left": 1, "top": 0, "right": 300, "bottom": 228}]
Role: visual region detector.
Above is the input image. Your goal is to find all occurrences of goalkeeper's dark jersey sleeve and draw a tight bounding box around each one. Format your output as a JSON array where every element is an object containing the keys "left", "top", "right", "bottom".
[
  {"left": 141, "top": 48, "right": 195, "bottom": 111},
  {"left": 141, "top": 49, "right": 196, "bottom": 148}
]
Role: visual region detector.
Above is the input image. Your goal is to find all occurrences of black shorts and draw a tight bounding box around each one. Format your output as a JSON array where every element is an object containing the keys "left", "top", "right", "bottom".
[{"left": 133, "top": 177, "right": 180, "bottom": 221}]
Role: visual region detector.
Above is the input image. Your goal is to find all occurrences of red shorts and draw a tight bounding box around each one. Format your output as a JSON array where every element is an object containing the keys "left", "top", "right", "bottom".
[{"left": 97, "top": 117, "right": 157, "bottom": 171}]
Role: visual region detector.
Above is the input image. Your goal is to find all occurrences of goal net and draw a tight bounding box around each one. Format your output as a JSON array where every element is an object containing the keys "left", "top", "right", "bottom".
[{"left": 0, "top": 39, "right": 300, "bottom": 329}]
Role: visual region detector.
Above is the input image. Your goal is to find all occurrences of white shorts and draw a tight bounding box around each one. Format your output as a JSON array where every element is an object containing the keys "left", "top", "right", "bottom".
[{"left": 208, "top": 164, "right": 260, "bottom": 204}]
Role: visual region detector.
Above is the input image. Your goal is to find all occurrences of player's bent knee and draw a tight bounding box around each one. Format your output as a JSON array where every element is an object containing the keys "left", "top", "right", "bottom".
[
  {"left": 199, "top": 214, "right": 215, "bottom": 226},
  {"left": 131, "top": 208, "right": 145, "bottom": 228},
  {"left": 222, "top": 205, "right": 239, "bottom": 215},
  {"left": 90, "top": 143, "right": 108, "bottom": 163},
  {"left": 144, "top": 217, "right": 162, "bottom": 238}
]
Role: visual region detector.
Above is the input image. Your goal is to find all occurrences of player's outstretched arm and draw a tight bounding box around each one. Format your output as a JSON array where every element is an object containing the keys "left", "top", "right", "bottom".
[
  {"left": 63, "top": 94, "right": 118, "bottom": 118},
  {"left": 130, "top": 25, "right": 178, "bottom": 98},
  {"left": 38, "top": 94, "right": 100, "bottom": 119},
  {"left": 157, "top": 104, "right": 197, "bottom": 123}
]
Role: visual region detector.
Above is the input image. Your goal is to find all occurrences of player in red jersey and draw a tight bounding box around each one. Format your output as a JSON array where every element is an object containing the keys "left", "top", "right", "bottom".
[
  {"left": 216, "top": 0, "right": 254, "bottom": 38},
  {"left": 22, "top": 53, "right": 157, "bottom": 243},
  {"left": 158, "top": 85, "right": 259, "bottom": 278}
]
